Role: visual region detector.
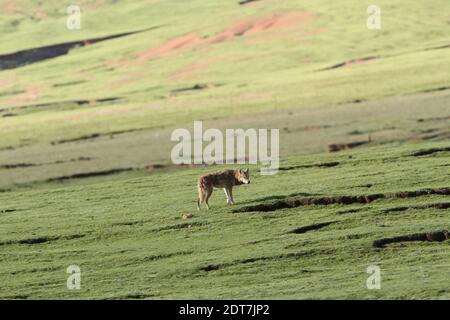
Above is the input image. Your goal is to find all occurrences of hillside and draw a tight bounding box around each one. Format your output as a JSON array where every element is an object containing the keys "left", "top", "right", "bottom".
[
  {"left": 0, "top": 0, "right": 449, "bottom": 299},
  {"left": 1, "top": 142, "right": 450, "bottom": 299}
]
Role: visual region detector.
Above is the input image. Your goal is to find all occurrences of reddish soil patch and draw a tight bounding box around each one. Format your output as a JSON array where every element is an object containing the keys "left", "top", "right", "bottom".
[
  {"left": 0, "top": 1, "right": 19, "bottom": 13},
  {"left": 8, "top": 84, "right": 43, "bottom": 106},
  {"left": 34, "top": 10, "right": 48, "bottom": 20},
  {"left": 136, "top": 12, "right": 312, "bottom": 63},
  {"left": 170, "top": 60, "right": 214, "bottom": 81},
  {"left": 209, "top": 12, "right": 311, "bottom": 44},
  {"left": 137, "top": 33, "right": 203, "bottom": 61}
]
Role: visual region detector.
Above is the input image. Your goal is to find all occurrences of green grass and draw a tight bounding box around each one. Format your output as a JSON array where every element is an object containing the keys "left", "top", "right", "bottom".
[
  {"left": 0, "top": 142, "right": 449, "bottom": 299},
  {"left": 0, "top": 0, "right": 449, "bottom": 299},
  {"left": 0, "top": 0, "right": 449, "bottom": 149}
]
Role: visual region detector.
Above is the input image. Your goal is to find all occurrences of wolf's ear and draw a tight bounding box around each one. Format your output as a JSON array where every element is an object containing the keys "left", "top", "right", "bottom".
[{"left": 245, "top": 168, "right": 249, "bottom": 174}]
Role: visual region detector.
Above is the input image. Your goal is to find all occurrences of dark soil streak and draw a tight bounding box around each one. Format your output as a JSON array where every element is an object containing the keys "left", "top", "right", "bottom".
[
  {"left": 410, "top": 146, "right": 450, "bottom": 156},
  {"left": 199, "top": 251, "right": 309, "bottom": 272},
  {"left": 335, "top": 208, "right": 366, "bottom": 215},
  {"left": 328, "top": 140, "right": 370, "bottom": 152},
  {"left": 0, "top": 27, "right": 160, "bottom": 71},
  {"left": 171, "top": 83, "right": 215, "bottom": 93},
  {"left": 51, "top": 127, "right": 149, "bottom": 144},
  {"left": 383, "top": 202, "right": 450, "bottom": 213},
  {"left": 235, "top": 187, "right": 450, "bottom": 212},
  {"left": 0, "top": 97, "right": 122, "bottom": 114},
  {"left": 421, "top": 86, "right": 450, "bottom": 93},
  {"left": 0, "top": 208, "right": 17, "bottom": 213},
  {"left": 47, "top": 168, "right": 134, "bottom": 182},
  {"left": 319, "top": 57, "right": 377, "bottom": 71},
  {"left": 373, "top": 230, "right": 450, "bottom": 248},
  {"left": 141, "top": 251, "right": 193, "bottom": 262},
  {"left": 152, "top": 221, "right": 209, "bottom": 232},
  {"left": 0, "top": 163, "right": 36, "bottom": 169},
  {"left": 288, "top": 221, "right": 335, "bottom": 234},
  {"left": 0, "top": 234, "right": 85, "bottom": 246},
  {"left": 417, "top": 116, "right": 450, "bottom": 122},
  {"left": 0, "top": 157, "right": 93, "bottom": 170},
  {"left": 424, "top": 44, "right": 450, "bottom": 51},
  {"left": 239, "top": 0, "right": 262, "bottom": 5},
  {"left": 279, "top": 162, "right": 339, "bottom": 171}
]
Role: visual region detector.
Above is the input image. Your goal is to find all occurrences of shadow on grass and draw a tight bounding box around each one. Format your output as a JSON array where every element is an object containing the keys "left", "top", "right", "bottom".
[{"left": 238, "top": 192, "right": 315, "bottom": 205}]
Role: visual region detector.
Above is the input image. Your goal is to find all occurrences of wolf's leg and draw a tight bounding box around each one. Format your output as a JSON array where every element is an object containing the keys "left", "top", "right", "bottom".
[
  {"left": 205, "top": 187, "right": 213, "bottom": 210},
  {"left": 197, "top": 187, "right": 205, "bottom": 210},
  {"left": 229, "top": 187, "right": 234, "bottom": 205},
  {"left": 196, "top": 197, "right": 201, "bottom": 210},
  {"left": 223, "top": 188, "right": 231, "bottom": 205}
]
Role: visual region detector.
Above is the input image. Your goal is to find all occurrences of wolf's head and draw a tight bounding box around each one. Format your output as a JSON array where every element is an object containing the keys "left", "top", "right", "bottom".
[{"left": 236, "top": 168, "right": 250, "bottom": 184}]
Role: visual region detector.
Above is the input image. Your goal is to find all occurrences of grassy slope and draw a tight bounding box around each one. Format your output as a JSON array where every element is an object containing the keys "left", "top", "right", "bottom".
[
  {"left": 0, "top": 0, "right": 449, "bottom": 148},
  {"left": 0, "top": 0, "right": 449, "bottom": 299},
  {"left": 0, "top": 142, "right": 449, "bottom": 299}
]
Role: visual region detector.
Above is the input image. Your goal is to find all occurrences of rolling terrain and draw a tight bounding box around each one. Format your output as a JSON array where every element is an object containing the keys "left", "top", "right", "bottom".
[{"left": 0, "top": 0, "right": 449, "bottom": 299}]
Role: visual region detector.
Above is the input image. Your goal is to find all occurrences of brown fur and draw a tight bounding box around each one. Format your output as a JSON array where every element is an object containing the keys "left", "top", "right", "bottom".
[{"left": 197, "top": 169, "right": 250, "bottom": 210}]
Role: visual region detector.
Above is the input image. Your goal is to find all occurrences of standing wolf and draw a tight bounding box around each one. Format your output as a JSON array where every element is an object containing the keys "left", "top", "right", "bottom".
[{"left": 197, "top": 169, "right": 250, "bottom": 210}]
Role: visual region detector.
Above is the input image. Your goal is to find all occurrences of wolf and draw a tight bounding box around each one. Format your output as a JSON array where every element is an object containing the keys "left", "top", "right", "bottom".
[{"left": 196, "top": 169, "right": 250, "bottom": 210}]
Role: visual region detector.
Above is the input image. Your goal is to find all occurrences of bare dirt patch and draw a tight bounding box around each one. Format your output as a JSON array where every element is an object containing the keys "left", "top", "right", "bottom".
[
  {"left": 46, "top": 168, "right": 134, "bottom": 182},
  {"left": 0, "top": 163, "right": 36, "bottom": 169},
  {"left": 383, "top": 202, "right": 450, "bottom": 213},
  {"left": 279, "top": 161, "right": 339, "bottom": 171},
  {"left": 373, "top": 230, "right": 449, "bottom": 248},
  {"left": 137, "top": 33, "right": 202, "bottom": 61},
  {"left": 335, "top": 208, "right": 367, "bottom": 215},
  {"left": 136, "top": 12, "right": 312, "bottom": 62},
  {"left": 50, "top": 126, "right": 141, "bottom": 145},
  {"left": 328, "top": 139, "right": 371, "bottom": 153},
  {"left": 0, "top": 157, "right": 93, "bottom": 171},
  {"left": 152, "top": 221, "right": 209, "bottom": 233},
  {"left": 111, "top": 293, "right": 157, "bottom": 300},
  {"left": 144, "top": 163, "right": 199, "bottom": 172},
  {"left": 235, "top": 187, "right": 450, "bottom": 213},
  {"left": 139, "top": 251, "right": 193, "bottom": 262},
  {"left": 0, "top": 234, "right": 85, "bottom": 246},
  {"left": 0, "top": 1, "right": 19, "bottom": 13},
  {"left": 410, "top": 146, "right": 450, "bottom": 157},
  {"left": 2, "top": 112, "right": 18, "bottom": 117}
]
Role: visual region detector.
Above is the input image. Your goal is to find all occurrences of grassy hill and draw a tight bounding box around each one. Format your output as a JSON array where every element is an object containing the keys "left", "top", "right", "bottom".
[
  {"left": 0, "top": 0, "right": 449, "bottom": 299},
  {"left": 1, "top": 142, "right": 449, "bottom": 299}
]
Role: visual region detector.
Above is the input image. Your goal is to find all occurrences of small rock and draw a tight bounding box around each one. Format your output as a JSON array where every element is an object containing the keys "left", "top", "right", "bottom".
[{"left": 182, "top": 213, "right": 193, "bottom": 220}]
